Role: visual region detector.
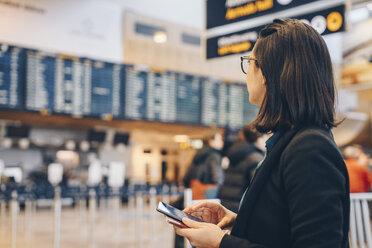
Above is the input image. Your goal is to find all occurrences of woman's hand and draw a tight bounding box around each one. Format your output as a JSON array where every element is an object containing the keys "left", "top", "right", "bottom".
[
  {"left": 174, "top": 218, "right": 226, "bottom": 248},
  {"left": 183, "top": 201, "right": 237, "bottom": 229}
]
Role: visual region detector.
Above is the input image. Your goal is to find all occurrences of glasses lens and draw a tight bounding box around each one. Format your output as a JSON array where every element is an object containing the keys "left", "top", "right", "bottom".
[{"left": 242, "top": 59, "right": 249, "bottom": 74}]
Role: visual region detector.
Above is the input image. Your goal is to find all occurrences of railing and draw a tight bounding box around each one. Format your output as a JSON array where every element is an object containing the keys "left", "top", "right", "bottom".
[{"left": 350, "top": 193, "right": 372, "bottom": 248}]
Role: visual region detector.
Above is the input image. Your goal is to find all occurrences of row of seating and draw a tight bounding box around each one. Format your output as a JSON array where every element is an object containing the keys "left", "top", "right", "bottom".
[{"left": 0, "top": 183, "right": 181, "bottom": 203}]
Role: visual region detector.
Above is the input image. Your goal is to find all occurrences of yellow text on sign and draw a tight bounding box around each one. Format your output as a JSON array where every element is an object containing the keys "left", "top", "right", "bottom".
[
  {"left": 225, "top": 0, "right": 273, "bottom": 21},
  {"left": 218, "top": 41, "right": 252, "bottom": 56},
  {"left": 327, "top": 11, "right": 343, "bottom": 32}
]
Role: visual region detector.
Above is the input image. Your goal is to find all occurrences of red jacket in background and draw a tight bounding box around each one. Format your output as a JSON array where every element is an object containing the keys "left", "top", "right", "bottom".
[{"left": 345, "top": 158, "right": 372, "bottom": 193}]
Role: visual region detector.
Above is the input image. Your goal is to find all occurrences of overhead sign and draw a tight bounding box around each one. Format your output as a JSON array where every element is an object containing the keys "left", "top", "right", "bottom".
[
  {"left": 206, "top": 4, "right": 345, "bottom": 59},
  {"left": 207, "top": 0, "right": 322, "bottom": 29}
]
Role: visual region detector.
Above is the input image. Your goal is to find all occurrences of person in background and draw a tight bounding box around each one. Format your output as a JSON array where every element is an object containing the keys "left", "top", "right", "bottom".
[
  {"left": 174, "top": 18, "right": 350, "bottom": 248},
  {"left": 354, "top": 144, "right": 369, "bottom": 167},
  {"left": 173, "top": 131, "right": 224, "bottom": 248},
  {"left": 219, "top": 124, "right": 268, "bottom": 213},
  {"left": 344, "top": 145, "right": 372, "bottom": 193},
  {"left": 182, "top": 131, "right": 224, "bottom": 197}
]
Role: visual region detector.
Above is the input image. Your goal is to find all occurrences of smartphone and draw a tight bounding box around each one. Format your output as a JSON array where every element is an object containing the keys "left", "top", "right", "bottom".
[{"left": 156, "top": 201, "right": 204, "bottom": 228}]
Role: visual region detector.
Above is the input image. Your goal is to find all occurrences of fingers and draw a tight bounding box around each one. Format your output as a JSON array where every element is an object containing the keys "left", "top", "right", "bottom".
[
  {"left": 174, "top": 225, "right": 191, "bottom": 238},
  {"left": 175, "top": 218, "right": 211, "bottom": 238},
  {"left": 166, "top": 217, "right": 188, "bottom": 228},
  {"left": 182, "top": 218, "right": 204, "bottom": 228},
  {"left": 217, "top": 217, "right": 230, "bottom": 228},
  {"left": 183, "top": 201, "right": 220, "bottom": 213},
  {"left": 184, "top": 207, "right": 209, "bottom": 217},
  {"left": 217, "top": 215, "right": 235, "bottom": 229},
  {"left": 174, "top": 220, "right": 198, "bottom": 239},
  {"left": 183, "top": 202, "right": 205, "bottom": 213}
]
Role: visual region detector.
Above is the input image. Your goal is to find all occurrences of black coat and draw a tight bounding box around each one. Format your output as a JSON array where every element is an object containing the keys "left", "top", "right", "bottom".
[
  {"left": 220, "top": 126, "right": 350, "bottom": 248},
  {"left": 183, "top": 145, "right": 223, "bottom": 187},
  {"left": 219, "top": 141, "right": 264, "bottom": 213}
]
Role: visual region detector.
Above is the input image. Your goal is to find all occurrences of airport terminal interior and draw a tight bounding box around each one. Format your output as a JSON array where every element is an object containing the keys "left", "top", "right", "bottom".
[{"left": 1, "top": 0, "right": 372, "bottom": 247}]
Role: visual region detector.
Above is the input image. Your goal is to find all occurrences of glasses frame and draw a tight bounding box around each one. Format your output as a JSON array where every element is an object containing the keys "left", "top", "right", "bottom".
[{"left": 240, "top": 56, "right": 258, "bottom": 74}]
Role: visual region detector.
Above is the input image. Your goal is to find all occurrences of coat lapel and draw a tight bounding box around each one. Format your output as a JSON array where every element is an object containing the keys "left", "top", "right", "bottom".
[{"left": 231, "top": 127, "right": 300, "bottom": 237}]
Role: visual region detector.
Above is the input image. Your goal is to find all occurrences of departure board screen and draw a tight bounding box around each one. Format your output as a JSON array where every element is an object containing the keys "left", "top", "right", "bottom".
[
  {"left": 26, "top": 51, "right": 55, "bottom": 112},
  {"left": 171, "top": 71, "right": 201, "bottom": 125},
  {"left": 147, "top": 72, "right": 176, "bottom": 122},
  {"left": 0, "top": 45, "right": 26, "bottom": 109},
  {"left": 124, "top": 67, "right": 202, "bottom": 124},
  {"left": 228, "top": 84, "right": 245, "bottom": 127},
  {"left": 54, "top": 57, "right": 88, "bottom": 116},
  {"left": 201, "top": 77, "right": 220, "bottom": 126},
  {"left": 26, "top": 53, "right": 123, "bottom": 118},
  {"left": 228, "top": 83, "right": 259, "bottom": 128},
  {"left": 217, "top": 83, "right": 245, "bottom": 128},
  {"left": 202, "top": 80, "right": 258, "bottom": 128},
  {"left": 89, "top": 61, "right": 122, "bottom": 118},
  {"left": 218, "top": 83, "right": 229, "bottom": 127},
  {"left": 124, "top": 66, "right": 148, "bottom": 120},
  {"left": 53, "top": 58, "right": 122, "bottom": 118}
]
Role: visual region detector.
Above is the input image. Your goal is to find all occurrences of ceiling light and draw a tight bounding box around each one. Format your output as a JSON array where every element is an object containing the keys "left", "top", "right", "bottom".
[
  {"left": 190, "top": 139, "right": 203, "bottom": 149},
  {"left": 1, "top": 44, "right": 8, "bottom": 52},
  {"left": 153, "top": 31, "right": 167, "bottom": 43}
]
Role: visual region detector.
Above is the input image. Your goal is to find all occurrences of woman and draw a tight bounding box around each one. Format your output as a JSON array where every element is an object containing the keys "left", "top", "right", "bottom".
[{"left": 174, "top": 18, "right": 350, "bottom": 248}]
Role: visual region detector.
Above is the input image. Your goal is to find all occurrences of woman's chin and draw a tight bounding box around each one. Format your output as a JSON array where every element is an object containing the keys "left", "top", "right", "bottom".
[{"left": 249, "top": 98, "right": 260, "bottom": 106}]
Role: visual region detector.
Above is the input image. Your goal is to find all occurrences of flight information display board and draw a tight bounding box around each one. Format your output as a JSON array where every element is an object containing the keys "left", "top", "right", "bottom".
[
  {"left": 4, "top": 43, "right": 257, "bottom": 130},
  {"left": 201, "top": 80, "right": 259, "bottom": 128},
  {"left": 26, "top": 53, "right": 123, "bottom": 118},
  {"left": 124, "top": 66, "right": 148, "bottom": 120},
  {"left": 147, "top": 71, "right": 177, "bottom": 122},
  {"left": 201, "top": 77, "right": 220, "bottom": 126},
  {"left": 54, "top": 57, "right": 89, "bottom": 116},
  {"left": 124, "top": 67, "right": 202, "bottom": 125},
  {"left": 171, "top": 71, "right": 201, "bottom": 125},
  {"left": 26, "top": 51, "right": 55, "bottom": 113},
  {"left": 53, "top": 58, "right": 122, "bottom": 118},
  {"left": 0, "top": 45, "right": 26, "bottom": 109},
  {"left": 89, "top": 60, "right": 122, "bottom": 118}
]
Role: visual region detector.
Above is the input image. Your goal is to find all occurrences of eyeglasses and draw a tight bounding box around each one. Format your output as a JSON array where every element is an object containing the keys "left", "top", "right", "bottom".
[{"left": 240, "top": 56, "right": 258, "bottom": 74}]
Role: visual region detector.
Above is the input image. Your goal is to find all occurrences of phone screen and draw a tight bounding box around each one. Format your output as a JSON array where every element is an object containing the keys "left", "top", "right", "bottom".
[{"left": 157, "top": 201, "right": 204, "bottom": 223}]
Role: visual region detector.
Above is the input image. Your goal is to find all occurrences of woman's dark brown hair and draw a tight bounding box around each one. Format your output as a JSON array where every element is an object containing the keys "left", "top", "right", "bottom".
[
  {"left": 242, "top": 123, "right": 263, "bottom": 143},
  {"left": 251, "top": 18, "right": 338, "bottom": 133}
]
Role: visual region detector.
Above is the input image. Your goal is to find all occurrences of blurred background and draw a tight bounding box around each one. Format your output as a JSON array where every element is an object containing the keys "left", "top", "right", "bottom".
[{"left": 0, "top": 0, "right": 372, "bottom": 247}]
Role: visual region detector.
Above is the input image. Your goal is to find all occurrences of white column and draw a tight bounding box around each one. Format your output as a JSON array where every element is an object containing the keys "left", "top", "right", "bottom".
[
  {"left": 184, "top": 188, "right": 193, "bottom": 248},
  {"left": 11, "top": 191, "right": 18, "bottom": 248},
  {"left": 88, "top": 189, "right": 96, "bottom": 248},
  {"left": 53, "top": 187, "right": 61, "bottom": 248},
  {"left": 135, "top": 192, "right": 144, "bottom": 248}
]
